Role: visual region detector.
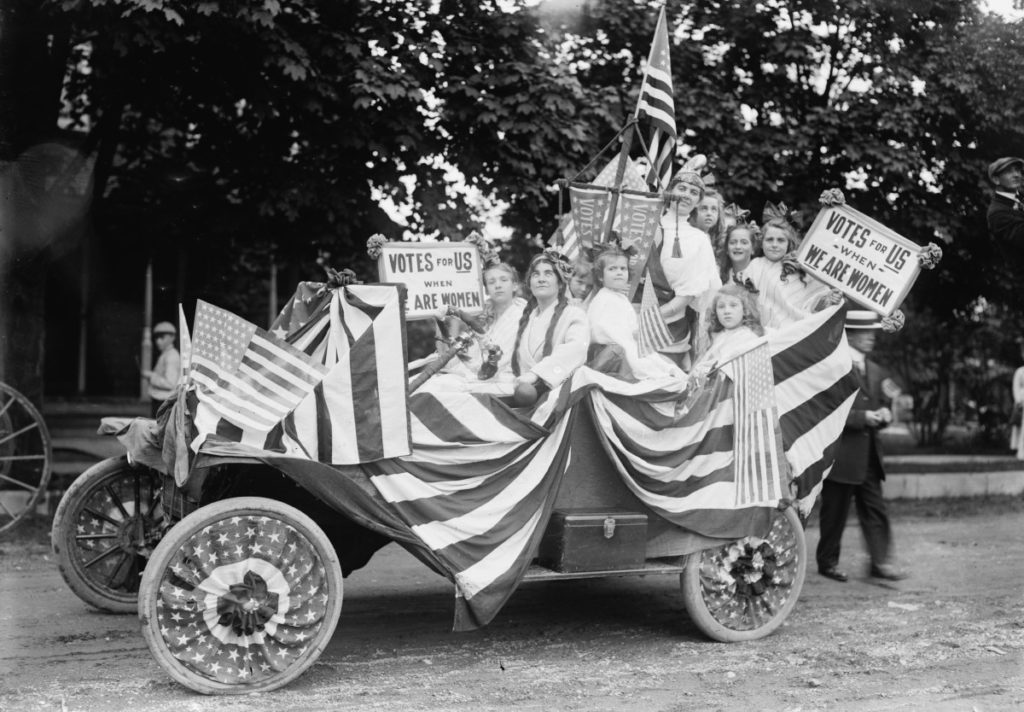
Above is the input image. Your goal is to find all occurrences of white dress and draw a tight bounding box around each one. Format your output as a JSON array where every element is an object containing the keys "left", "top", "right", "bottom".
[
  {"left": 587, "top": 288, "right": 683, "bottom": 381},
  {"left": 740, "top": 257, "right": 831, "bottom": 329},
  {"left": 515, "top": 301, "right": 590, "bottom": 388}
]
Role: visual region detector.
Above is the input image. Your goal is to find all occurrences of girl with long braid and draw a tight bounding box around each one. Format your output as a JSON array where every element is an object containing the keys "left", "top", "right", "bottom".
[{"left": 510, "top": 250, "right": 590, "bottom": 405}]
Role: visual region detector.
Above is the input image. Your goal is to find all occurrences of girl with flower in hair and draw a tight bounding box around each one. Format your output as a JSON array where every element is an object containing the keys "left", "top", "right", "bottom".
[
  {"left": 510, "top": 250, "right": 590, "bottom": 404},
  {"left": 586, "top": 246, "right": 684, "bottom": 382},
  {"left": 741, "top": 206, "right": 840, "bottom": 328}
]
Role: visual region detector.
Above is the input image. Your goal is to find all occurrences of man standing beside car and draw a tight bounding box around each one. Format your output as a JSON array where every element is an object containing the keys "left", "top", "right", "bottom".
[{"left": 817, "top": 310, "right": 907, "bottom": 583}]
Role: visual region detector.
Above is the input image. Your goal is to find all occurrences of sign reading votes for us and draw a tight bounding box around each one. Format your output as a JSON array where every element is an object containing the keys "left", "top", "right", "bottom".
[
  {"left": 377, "top": 242, "right": 485, "bottom": 320},
  {"left": 796, "top": 204, "right": 921, "bottom": 316}
]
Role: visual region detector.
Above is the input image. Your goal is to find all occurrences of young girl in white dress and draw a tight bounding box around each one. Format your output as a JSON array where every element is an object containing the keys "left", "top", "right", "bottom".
[
  {"left": 586, "top": 246, "right": 684, "bottom": 381},
  {"left": 741, "top": 216, "right": 838, "bottom": 328},
  {"left": 692, "top": 283, "right": 766, "bottom": 375}
]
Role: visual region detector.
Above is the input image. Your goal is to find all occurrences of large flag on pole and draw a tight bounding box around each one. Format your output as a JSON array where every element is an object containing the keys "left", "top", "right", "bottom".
[{"left": 635, "top": 7, "right": 676, "bottom": 190}]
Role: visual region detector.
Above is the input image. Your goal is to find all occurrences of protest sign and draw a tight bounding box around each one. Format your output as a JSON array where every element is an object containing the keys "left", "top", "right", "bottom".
[
  {"left": 796, "top": 204, "right": 921, "bottom": 316},
  {"left": 617, "top": 191, "right": 664, "bottom": 299},
  {"left": 377, "top": 242, "right": 485, "bottom": 319}
]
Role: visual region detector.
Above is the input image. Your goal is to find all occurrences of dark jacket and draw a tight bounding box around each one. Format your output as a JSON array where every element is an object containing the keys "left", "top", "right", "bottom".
[
  {"left": 830, "top": 358, "right": 893, "bottom": 485},
  {"left": 987, "top": 193, "right": 1024, "bottom": 243}
]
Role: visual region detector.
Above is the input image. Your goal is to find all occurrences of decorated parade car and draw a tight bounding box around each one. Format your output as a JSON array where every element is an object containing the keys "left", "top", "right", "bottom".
[
  {"left": 47, "top": 7, "right": 945, "bottom": 695},
  {"left": 50, "top": 264, "right": 861, "bottom": 694}
]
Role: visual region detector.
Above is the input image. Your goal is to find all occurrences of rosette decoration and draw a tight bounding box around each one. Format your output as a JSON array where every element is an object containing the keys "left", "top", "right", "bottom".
[
  {"left": 366, "top": 233, "right": 388, "bottom": 260},
  {"left": 464, "top": 230, "right": 500, "bottom": 268},
  {"left": 881, "top": 308, "right": 906, "bottom": 333},
  {"left": 917, "top": 242, "right": 943, "bottom": 270},
  {"left": 818, "top": 188, "right": 847, "bottom": 207}
]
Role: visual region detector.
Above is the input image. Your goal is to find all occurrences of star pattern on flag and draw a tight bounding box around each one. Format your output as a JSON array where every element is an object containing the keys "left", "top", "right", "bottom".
[
  {"left": 192, "top": 304, "right": 258, "bottom": 375},
  {"left": 153, "top": 515, "right": 332, "bottom": 684}
]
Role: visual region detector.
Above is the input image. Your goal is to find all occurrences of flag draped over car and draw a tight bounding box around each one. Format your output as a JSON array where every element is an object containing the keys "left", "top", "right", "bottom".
[{"left": 188, "top": 284, "right": 410, "bottom": 465}]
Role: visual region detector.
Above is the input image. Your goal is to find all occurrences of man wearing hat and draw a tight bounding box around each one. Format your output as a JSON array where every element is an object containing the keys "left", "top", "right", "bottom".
[
  {"left": 143, "top": 321, "right": 181, "bottom": 417},
  {"left": 986, "top": 157, "right": 1024, "bottom": 243},
  {"left": 817, "top": 309, "right": 907, "bottom": 583}
]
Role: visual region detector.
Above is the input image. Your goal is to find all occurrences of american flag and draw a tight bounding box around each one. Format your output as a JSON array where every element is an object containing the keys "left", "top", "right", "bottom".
[
  {"left": 548, "top": 212, "right": 580, "bottom": 261},
  {"left": 729, "top": 340, "right": 785, "bottom": 507},
  {"left": 190, "top": 301, "right": 326, "bottom": 449},
  {"left": 152, "top": 513, "right": 335, "bottom": 684},
  {"left": 635, "top": 7, "right": 676, "bottom": 190},
  {"left": 189, "top": 285, "right": 410, "bottom": 464},
  {"left": 637, "top": 270, "right": 672, "bottom": 356}
]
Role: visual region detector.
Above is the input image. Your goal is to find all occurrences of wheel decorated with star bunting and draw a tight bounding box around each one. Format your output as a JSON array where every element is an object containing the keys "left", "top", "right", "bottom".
[
  {"left": 51, "top": 456, "right": 163, "bottom": 612},
  {"left": 139, "top": 496, "right": 344, "bottom": 694},
  {"left": 680, "top": 505, "right": 806, "bottom": 642}
]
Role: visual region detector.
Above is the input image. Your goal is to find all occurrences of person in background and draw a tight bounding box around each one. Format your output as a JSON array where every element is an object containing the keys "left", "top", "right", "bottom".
[
  {"left": 817, "top": 310, "right": 907, "bottom": 583},
  {"left": 986, "top": 157, "right": 1024, "bottom": 243},
  {"left": 1011, "top": 342, "right": 1024, "bottom": 459},
  {"left": 143, "top": 321, "right": 181, "bottom": 417},
  {"left": 690, "top": 188, "right": 727, "bottom": 254},
  {"left": 568, "top": 257, "right": 594, "bottom": 306}
]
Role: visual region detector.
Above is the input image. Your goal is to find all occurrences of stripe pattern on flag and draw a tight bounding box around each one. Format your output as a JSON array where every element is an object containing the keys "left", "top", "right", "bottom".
[
  {"left": 190, "top": 301, "right": 327, "bottom": 447},
  {"left": 636, "top": 8, "right": 676, "bottom": 189},
  {"left": 731, "top": 341, "right": 784, "bottom": 507},
  {"left": 638, "top": 271, "right": 672, "bottom": 356}
]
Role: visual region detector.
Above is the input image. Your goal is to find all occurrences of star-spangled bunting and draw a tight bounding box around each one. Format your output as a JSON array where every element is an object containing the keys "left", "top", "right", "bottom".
[{"left": 153, "top": 514, "right": 332, "bottom": 684}]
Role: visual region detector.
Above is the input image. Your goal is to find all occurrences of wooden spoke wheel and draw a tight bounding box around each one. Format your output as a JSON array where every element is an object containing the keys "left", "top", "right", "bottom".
[
  {"left": 681, "top": 506, "right": 806, "bottom": 642},
  {"left": 0, "top": 382, "right": 53, "bottom": 535},
  {"left": 51, "top": 456, "right": 163, "bottom": 612},
  {"left": 139, "top": 497, "right": 343, "bottom": 694}
]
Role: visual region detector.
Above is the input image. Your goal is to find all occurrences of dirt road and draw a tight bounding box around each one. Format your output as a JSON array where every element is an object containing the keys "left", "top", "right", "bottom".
[{"left": 2, "top": 498, "right": 1022, "bottom": 712}]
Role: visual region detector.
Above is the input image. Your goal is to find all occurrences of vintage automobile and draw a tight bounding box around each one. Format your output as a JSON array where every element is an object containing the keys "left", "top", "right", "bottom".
[{"left": 50, "top": 277, "right": 855, "bottom": 695}]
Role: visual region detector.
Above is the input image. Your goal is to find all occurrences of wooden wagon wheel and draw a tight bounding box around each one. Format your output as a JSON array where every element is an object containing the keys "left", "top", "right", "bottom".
[
  {"left": 0, "top": 382, "right": 53, "bottom": 535},
  {"left": 680, "top": 506, "right": 806, "bottom": 642},
  {"left": 51, "top": 456, "right": 163, "bottom": 612},
  {"left": 139, "top": 497, "right": 343, "bottom": 694}
]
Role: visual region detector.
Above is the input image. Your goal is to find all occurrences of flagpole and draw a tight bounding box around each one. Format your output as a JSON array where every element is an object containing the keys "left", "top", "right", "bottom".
[{"left": 604, "top": 6, "right": 666, "bottom": 242}]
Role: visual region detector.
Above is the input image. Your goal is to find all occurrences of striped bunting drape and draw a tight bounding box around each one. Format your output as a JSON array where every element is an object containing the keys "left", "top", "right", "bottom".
[{"left": 191, "top": 305, "right": 854, "bottom": 631}]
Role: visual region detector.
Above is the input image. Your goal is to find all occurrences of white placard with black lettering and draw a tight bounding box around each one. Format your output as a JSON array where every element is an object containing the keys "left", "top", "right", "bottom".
[
  {"left": 377, "top": 242, "right": 485, "bottom": 319},
  {"left": 796, "top": 204, "right": 921, "bottom": 316}
]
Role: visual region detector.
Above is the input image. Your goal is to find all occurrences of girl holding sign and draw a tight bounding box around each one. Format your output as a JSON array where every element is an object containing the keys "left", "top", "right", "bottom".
[
  {"left": 741, "top": 210, "right": 841, "bottom": 328},
  {"left": 511, "top": 250, "right": 590, "bottom": 405}
]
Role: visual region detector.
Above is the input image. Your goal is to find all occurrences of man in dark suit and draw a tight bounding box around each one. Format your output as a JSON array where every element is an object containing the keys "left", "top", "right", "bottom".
[
  {"left": 986, "top": 156, "right": 1024, "bottom": 243},
  {"left": 817, "top": 310, "right": 907, "bottom": 583}
]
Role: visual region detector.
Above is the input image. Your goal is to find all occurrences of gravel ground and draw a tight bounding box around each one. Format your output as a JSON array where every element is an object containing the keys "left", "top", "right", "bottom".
[{"left": 1, "top": 496, "right": 1022, "bottom": 712}]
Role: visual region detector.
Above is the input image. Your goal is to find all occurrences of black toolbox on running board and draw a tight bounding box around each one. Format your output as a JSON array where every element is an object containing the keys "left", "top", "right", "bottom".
[{"left": 538, "top": 509, "right": 648, "bottom": 573}]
